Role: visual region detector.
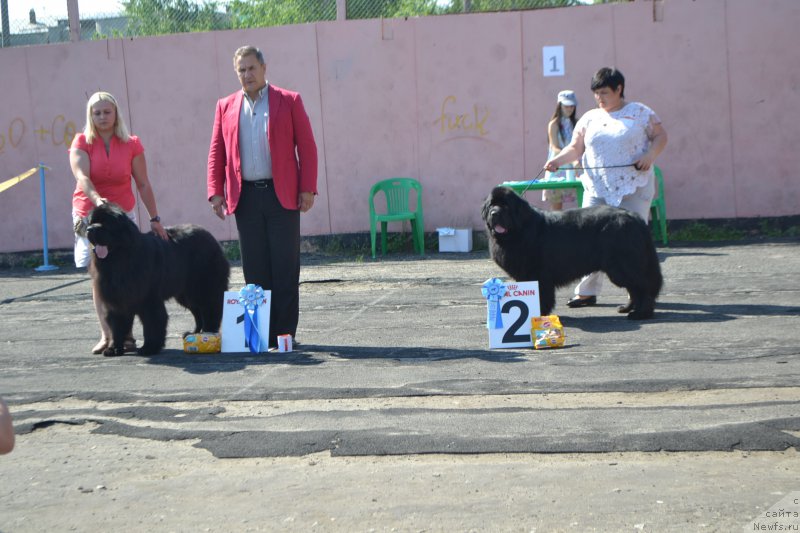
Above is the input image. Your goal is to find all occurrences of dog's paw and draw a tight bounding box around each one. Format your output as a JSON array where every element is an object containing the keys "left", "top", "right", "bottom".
[
  {"left": 627, "top": 309, "right": 654, "bottom": 320},
  {"left": 137, "top": 344, "right": 162, "bottom": 356},
  {"left": 102, "top": 346, "right": 125, "bottom": 357}
]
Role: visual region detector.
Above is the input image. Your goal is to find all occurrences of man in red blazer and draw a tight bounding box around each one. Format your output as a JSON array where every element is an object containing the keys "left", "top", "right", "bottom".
[{"left": 208, "top": 45, "right": 318, "bottom": 349}]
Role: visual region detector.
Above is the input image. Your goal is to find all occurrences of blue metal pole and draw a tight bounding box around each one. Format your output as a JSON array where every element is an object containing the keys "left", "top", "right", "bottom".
[{"left": 35, "top": 163, "right": 58, "bottom": 272}]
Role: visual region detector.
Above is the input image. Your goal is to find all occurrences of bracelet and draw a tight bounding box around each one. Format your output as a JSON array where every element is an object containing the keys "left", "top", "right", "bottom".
[{"left": 149, "top": 215, "right": 161, "bottom": 223}]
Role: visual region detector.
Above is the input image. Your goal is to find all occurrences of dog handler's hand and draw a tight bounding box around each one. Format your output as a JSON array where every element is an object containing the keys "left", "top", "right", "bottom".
[
  {"left": 544, "top": 159, "right": 560, "bottom": 173},
  {"left": 151, "top": 220, "right": 169, "bottom": 240},
  {"left": 210, "top": 195, "right": 226, "bottom": 220},
  {"left": 633, "top": 152, "right": 656, "bottom": 172}
]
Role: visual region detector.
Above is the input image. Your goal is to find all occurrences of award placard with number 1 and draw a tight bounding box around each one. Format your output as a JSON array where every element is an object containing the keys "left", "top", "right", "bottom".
[{"left": 542, "top": 45, "right": 565, "bottom": 77}]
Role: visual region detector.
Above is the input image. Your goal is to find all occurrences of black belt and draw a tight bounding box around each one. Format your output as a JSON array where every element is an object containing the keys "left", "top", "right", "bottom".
[{"left": 243, "top": 179, "right": 273, "bottom": 188}]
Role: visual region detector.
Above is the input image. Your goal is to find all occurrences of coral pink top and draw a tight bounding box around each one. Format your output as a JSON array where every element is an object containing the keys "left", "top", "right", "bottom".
[{"left": 70, "top": 133, "right": 144, "bottom": 217}]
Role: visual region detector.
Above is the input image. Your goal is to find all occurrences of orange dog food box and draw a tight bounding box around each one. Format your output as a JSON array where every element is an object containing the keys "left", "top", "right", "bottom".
[
  {"left": 531, "top": 315, "right": 565, "bottom": 349},
  {"left": 183, "top": 332, "right": 221, "bottom": 354}
]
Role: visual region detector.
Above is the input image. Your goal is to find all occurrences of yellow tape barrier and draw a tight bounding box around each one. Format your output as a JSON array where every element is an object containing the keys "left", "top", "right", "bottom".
[{"left": 0, "top": 167, "right": 38, "bottom": 194}]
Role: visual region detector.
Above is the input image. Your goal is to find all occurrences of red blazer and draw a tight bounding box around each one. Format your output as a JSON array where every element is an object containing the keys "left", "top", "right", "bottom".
[{"left": 207, "top": 84, "right": 318, "bottom": 213}]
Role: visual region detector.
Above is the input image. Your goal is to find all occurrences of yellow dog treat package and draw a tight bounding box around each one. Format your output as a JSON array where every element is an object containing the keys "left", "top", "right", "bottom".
[
  {"left": 531, "top": 315, "right": 565, "bottom": 349},
  {"left": 183, "top": 332, "right": 222, "bottom": 354}
]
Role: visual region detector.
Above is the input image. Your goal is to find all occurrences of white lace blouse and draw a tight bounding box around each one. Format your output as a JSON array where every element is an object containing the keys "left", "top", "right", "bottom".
[{"left": 575, "top": 102, "right": 661, "bottom": 206}]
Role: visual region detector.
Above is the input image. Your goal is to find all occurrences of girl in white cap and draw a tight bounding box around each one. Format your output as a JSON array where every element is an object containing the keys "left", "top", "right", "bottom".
[{"left": 542, "top": 90, "right": 579, "bottom": 210}]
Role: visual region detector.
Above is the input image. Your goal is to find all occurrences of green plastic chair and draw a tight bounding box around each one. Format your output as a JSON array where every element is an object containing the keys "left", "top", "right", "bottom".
[
  {"left": 651, "top": 166, "right": 668, "bottom": 246},
  {"left": 369, "top": 177, "right": 425, "bottom": 258}
]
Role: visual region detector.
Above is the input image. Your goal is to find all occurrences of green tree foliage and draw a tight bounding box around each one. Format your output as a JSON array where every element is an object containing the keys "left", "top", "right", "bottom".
[
  {"left": 121, "top": 0, "right": 587, "bottom": 37},
  {"left": 347, "top": 0, "right": 442, "bottom": 19},
  {"left": 226, "top": 0, "right": 335, "bottom": 28},
  {"left": 122, "top": 0, "right": 228, "bottom": 36},
  {"left": 460, "top": 0, "right": 581, "bottom": 11}
]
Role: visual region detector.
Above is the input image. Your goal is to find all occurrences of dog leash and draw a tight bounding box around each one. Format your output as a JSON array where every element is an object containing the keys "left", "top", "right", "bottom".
[{"left": 511, "top": 163, "right": 637, "bottom": 196}]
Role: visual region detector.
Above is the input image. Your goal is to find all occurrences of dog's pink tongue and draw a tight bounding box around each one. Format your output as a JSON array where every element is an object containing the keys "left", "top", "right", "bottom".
[
  {"left": 94, "top": 245, "right": 108, "bottom": 259},
  {"left": 494, "top": 225, "right": 507, "bottom": 234}
]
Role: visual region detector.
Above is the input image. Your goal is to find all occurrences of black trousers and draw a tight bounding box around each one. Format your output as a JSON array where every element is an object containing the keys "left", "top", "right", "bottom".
[{"left": 234, "top": 183, "right": 300, "bottom": 346}]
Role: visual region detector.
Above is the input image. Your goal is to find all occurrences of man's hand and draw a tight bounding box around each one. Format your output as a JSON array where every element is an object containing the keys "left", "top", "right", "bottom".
[
  {"left": 210, "top": 195, "right": 227, "bottom": 220},
  {"left": 298, "top": 192, "right": 315, "bottom": 213}
]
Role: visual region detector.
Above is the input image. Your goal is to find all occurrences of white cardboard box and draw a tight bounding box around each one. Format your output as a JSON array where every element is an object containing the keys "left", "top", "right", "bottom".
[{"left": 437, "top": 228, "right": 473, "bottom": 252}]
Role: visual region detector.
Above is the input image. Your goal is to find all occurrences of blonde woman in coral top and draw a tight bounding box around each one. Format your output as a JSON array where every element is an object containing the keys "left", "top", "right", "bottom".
[{"left": 69, "top": 91, "right": 168, "bottom": 354}]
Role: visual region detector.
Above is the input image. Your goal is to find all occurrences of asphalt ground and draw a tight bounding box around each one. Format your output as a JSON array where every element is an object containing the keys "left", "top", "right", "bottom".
[{"left": 1, "top": 240, "right": 799, "bottom": 532}]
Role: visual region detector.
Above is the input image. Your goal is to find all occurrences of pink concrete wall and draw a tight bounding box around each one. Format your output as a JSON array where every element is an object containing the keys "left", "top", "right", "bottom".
[
  {"left": 0, "top": 0, "right": 797, "bottom": 253},
  {"left": 316, "top": 18, "right": 419, "bottom": 234}
]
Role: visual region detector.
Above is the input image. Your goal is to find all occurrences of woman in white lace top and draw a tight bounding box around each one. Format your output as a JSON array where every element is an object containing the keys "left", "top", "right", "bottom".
[{"left": 544, "top": 67, "right": 668, "bottom": 309}]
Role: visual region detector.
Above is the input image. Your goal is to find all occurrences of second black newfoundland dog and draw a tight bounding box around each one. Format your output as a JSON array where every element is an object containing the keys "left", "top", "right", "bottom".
[
  {"left": 482, "top": 186, "right": 662, "bottom": 319},
  {"left": 87, "top": 202, "right": 230, "bottom": 356}
]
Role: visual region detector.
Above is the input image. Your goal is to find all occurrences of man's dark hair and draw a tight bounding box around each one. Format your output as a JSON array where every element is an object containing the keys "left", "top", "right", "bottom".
[{"left": 233, "top": 45, "right": 265, "bottom": 66}]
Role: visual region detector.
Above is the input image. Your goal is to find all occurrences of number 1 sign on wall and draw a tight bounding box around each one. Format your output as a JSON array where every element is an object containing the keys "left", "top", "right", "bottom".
[
  {"left": 482, "top": 278, "right": 541, "bottom": 349},
  {"left": 542, "top": 45, "right": 565, "bottom": 77}
]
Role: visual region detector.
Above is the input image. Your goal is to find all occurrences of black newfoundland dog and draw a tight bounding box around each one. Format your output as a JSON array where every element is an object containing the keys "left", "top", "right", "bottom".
[
  {"left": 482, "top": 186, "right": 662, "bottom": 320},
  {"left": 87, "top": 202, "right": 230, "bottom": 356}
]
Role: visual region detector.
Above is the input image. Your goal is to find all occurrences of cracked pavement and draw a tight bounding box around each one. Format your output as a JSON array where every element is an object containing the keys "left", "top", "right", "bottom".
[{"left": 1, "top": 241, "right": 799, "bottom": 531}]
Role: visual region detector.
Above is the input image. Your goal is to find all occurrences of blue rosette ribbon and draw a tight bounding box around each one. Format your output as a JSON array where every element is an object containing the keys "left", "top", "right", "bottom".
[
  {"left": 238, "top": 284, "right": 265, "bottom": 353},
  {"left": 481, "top": 278, "right": 506, "bottom": 330}
]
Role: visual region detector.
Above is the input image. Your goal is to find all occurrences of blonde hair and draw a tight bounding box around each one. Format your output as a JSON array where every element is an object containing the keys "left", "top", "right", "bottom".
[{"left": 83, "top": 91, "right": 131, "bottom": 143}]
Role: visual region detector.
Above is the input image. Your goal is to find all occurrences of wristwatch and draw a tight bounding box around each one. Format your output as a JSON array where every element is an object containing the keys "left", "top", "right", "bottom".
[{"left": 149, "top": 216, "right": 161, "bottom": 223}]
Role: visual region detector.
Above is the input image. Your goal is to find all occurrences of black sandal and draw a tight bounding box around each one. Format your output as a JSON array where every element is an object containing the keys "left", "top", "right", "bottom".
[{"left": 566, "top": 295, "right": 597, "bottom": 308}]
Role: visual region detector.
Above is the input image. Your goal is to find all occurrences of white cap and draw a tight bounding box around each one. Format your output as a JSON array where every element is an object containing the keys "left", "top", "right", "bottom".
[{"left": 557, "top": 90, "right": 577, "bottom": 106}]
